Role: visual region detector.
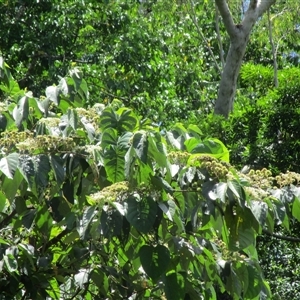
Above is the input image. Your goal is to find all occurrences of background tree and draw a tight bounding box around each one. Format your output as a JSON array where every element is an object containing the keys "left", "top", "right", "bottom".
[{"left": 214, "top": 0, "right": 276, "bottom": 117}]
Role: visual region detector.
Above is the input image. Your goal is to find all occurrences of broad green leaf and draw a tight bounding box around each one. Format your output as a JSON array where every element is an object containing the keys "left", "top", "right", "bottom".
[
  {"left": 50, "top": 155, "right": 65, "bottom": 187},
  {"left": 48, "top": 196, "right": 71, "bottom": 222},
  {"left": 0, "top": 113, "right": 7, "bottom": 131},
  {"left": 126, "top": 196, "right": 157, "bottom": 233},
  {"left": 234, "top": 261, "right": 249, "bottom": 295},
  {"left": 158, "top": 200, "right": 176, "bottom": 221},
  {"left": 74, "top": 269, "right": 90, "bottom": 289},
  {"left": 99, "top": 107, "right": 119, "bottom": 131},
  {"left": 35, "top": 205, "right": 53, "bottom": 234},
  {"left": 148, "top": 132, "right": 168, "bottom": 169},
  {"left": 250, "top": 201, "right": 268, "bottom": 226},
  {"left": 103, "top": 132, "right": 131, "bottom": 183},
  {"left": 292, "top": 196, "right": 300, "bottom": 222},
  {"left": 164, "top": 272, "right": 185, "bottom": 300},
  {"left": 132, "top": 131, "right": 148, "bottom": 164},
  {"left": 100, "top": 107, "right": 137, "bottom": 133},
  {"left": 184, "top": 137, "right": 202, "bottom": 153},
  {"left": 0, "top": 153, "right": 19, "bottom": 179},
  {"left": 151, "top": 176, "right": 174, "bottom": 194},
  {"left": 67, "top": 109, "right": 78, "bottom": 130},
  {"left": 187, "top": 124, "right": 202, "bottom": 136},
  {"left": 139, "top": 244, "right": 170, "bottom": 280},
  {"left": 0, "top": 191, "right": 6, "bottom": 212},
  {"left": 46, "top": 85, "right": 60, "bottom": 105},
  {"left": 28, "top": 97, "right": 43, "bottom": 119},
  {"left": 13, "top": 96, "right": 29, "bottom": 128},
  {"left": 22, "top": 209, "right": 36, "bottom": 229},
  {"left": 18, "top": 154, "right": 35, "bottom": 188},
  {"left": 191, "top": 138, "right": 229, "bottom": 162},
  {"left": 215, "top": 182, "right": 227, "bottom": 203},
  {"left": 18, "top": 244, "right": 35, "bottom": 268},
  {"left": 4, "top": 254, "right": 18, "bottom": 273},
  {"left": 33, "top": 154, "right": 51, "bottom": 188},
  {"left": 165, "top": 131, "right": 185, "bottom": 150},
  {"left": 104, "top": 146, "right": 126, "bottom": 183},
  {"left": 100, "top": 209, "right": 123, "bottom": 238},
  {"left": 227, "top": 180, "right": 245, "bottom": 207},
  {"left": 117, "top": 107, "right": 138, "bottom": 132},
  {"left": 46, "top": 278, "right": 60, "bottom": 299},
  {"left": 244, "top": 264, "right": 262, "bottom": 299},
  {"left": 77, "top": 206, "right": 96, "bottom": 239},
  {"left": 101, "top": 128, "right": 118, "bottom": 148}
]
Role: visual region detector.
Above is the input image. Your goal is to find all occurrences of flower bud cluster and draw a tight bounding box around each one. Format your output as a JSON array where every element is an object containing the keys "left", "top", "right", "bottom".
[
  {"left": 16, "top": 135, "right": 75, "bottom": 153},
  {"left": 200, "top": 159, "right": 230, "bottom": 180},
  {"left": 275, "top": 171, "right": 300, "bottom": 187},
  {"left": 0, "top": 131, "right": 34, "bottom": 151},
  {"left": 168, "top": 151, "right": 190, "bottom": 165},
  {"left": 244, "top": 168, "right": 274, "bottom": 189},
  {"left": 90, "top": 181, "right": 130, "bottom": 203}
]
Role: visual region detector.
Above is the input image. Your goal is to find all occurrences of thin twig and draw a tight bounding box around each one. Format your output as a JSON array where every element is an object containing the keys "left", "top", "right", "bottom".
[
  {"left": 188, "top": 0, "right": 222, "bottom": 75},
  {"left": 267, "top": 9, "right": 278, "bottom": 87}
]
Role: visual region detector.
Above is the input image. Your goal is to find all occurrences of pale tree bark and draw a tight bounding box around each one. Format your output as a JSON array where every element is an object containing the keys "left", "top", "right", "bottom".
[
  {"left": 267, "top": 9, "right": 278, "bottom": 87},
  {"left": 214, "top": 0, "right": 276, "bottom": 118}
]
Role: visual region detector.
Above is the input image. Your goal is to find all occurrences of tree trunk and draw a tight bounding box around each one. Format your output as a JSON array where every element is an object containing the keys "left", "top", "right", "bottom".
[
  {"left": 214, "top": 27, "right": 250, "bottom": 117},
  {"left": 214, "top": 0, "right": 276, "bottom": 118}
]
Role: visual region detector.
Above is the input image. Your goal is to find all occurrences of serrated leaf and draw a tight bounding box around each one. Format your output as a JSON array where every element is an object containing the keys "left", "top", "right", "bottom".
[
  {"left": 126, "top": 196, "right": 157, "bottom": 233},
  {"left": 139, "top": 245, "right": 170, "bottom": 280},
  {"left": 0, "top": 153, "right": 19, "bottom": 179}
]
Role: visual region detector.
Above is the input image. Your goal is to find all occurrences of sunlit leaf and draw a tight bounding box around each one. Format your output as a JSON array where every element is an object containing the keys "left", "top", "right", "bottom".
[{"left": 0, "top": 153, "right": 19, "bottom": 179}]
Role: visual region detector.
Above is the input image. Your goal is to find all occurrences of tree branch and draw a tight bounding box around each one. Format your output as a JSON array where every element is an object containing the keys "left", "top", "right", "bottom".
[
  {"left": 267, "top": 9, "right": 278, "bottom": 87},
  {"left": 215, "top": 2, "right": 225, "bottom": 70},
  {"left": 263, "top": 229, "right": 300, "bottom": 242},
  {"left": 214, "top": 0, "right": 237, "bottom": 37},
  {"left": 257, "top": 0, "right": 277, "bottom": 18},
  {"left": 188, "top": 0, "right": 222, "bottom": 74}
]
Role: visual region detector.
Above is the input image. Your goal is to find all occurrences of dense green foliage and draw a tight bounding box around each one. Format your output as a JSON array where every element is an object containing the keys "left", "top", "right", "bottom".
[
  {"left": 1, "top": 0, "right": 300, "bottom": 298},
  {"left": 1, "top": 56, "right": 300, "bottom": 299},
  {"left": 0, "top": 0, "right": 219, "bottom": 125}
]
